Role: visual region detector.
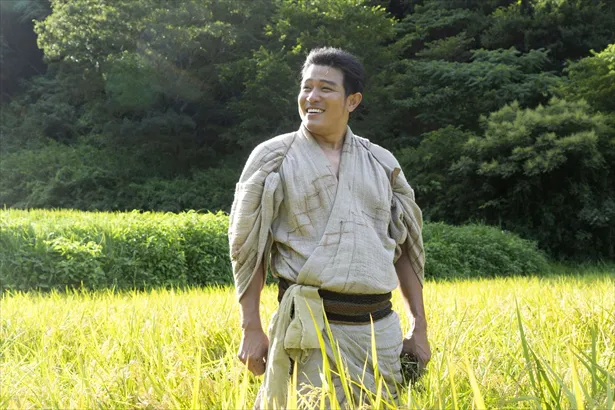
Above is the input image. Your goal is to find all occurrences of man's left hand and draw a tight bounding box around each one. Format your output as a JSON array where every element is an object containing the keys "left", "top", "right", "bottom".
[{"left": 402, "top": 327, "right": 431, "bottom": 369}]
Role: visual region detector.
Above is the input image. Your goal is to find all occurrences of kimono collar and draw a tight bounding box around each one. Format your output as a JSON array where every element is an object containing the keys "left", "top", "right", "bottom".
[{"left": 298, "top": 124, "right": 354, "bottom": 150}]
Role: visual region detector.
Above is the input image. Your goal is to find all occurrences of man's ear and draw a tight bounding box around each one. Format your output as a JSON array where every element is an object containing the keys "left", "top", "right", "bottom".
[{"left": 347, "top": 92, "right": 363, "bottom": 112}]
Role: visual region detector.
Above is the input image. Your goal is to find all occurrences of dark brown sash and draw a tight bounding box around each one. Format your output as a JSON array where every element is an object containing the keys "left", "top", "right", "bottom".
[{"left": 277, "top": 277, "right": 393, "bottom": 324}]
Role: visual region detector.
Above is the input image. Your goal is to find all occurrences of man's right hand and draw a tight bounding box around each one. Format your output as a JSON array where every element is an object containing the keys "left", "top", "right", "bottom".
[{"left": 238, "top": 327, "right": 269, "bottom": 376}]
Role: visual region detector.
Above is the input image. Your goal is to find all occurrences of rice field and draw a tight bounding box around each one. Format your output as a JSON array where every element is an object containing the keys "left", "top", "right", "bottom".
[{"left": 1, "top": 270, "right": 614, "bottom": 409}]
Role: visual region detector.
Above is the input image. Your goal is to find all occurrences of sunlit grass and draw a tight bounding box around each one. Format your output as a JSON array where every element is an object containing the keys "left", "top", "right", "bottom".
[{"left": 1, "top": 272, "right": 613, "bottom": 409}]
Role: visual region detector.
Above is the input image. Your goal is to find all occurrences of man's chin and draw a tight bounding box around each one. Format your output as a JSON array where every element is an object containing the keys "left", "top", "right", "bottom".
[
  {"left": 302, "top": 120, "right": 322, "bottom": 134},
  {"left": 302, "top": 117, "right": 319, "bottom": 131}
]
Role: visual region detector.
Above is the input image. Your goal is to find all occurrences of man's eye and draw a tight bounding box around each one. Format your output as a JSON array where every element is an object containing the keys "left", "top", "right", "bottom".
[
  {"left": 302, "top": 87, "right": 312, "bottom": 91},
  {"left": 322, "top": 87, "right": 332, "bottom": 91}
]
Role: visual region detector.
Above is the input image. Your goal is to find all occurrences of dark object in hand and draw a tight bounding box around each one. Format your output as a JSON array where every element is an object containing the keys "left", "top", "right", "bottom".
[{"left": 400, "top": 352, "right": 425, "bottom": 385}]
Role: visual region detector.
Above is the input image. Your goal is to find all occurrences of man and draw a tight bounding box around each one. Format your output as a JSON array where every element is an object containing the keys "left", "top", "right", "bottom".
[{"left": 229, "top": 47, "right": 430, "bottom": 408}]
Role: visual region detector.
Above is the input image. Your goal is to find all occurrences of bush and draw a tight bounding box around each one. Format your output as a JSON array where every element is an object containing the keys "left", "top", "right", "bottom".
[
  {"left": 0, "top": 210, "right": 231, "bottom": 291},
  {"left": 0, "top": 210, "right": 550, "bottom": 291},
  {"left": 423, "top": 222, "right": 550, "bottom": 280}
]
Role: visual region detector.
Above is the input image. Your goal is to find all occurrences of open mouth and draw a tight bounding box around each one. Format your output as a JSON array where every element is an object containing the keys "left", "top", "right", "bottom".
[{"left": 306, "top": 108, "right": 324, "bottom": 115}]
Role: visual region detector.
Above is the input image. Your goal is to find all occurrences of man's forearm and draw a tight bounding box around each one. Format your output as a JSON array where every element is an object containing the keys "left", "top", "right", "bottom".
[
  {"left": 395, "top": 249, "right": 427, "bottom": 331},
  {"left": 239, "top": 262, "right": 265, "bottom": 330}
]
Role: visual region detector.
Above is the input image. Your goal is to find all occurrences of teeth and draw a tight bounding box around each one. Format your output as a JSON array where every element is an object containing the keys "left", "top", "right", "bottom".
[{"left": 307, "top": 108, "right": 324, "bottom": 113}]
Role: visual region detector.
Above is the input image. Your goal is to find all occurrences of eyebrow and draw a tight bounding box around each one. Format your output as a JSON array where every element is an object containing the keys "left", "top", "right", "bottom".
[{"left": 302, "top": 78, "right": 339, "bottom": 87}]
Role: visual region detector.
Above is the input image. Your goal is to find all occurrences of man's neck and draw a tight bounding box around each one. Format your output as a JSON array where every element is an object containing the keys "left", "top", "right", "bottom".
[{"left": 307, "top": 125, "right": 347, "bottom": 152}]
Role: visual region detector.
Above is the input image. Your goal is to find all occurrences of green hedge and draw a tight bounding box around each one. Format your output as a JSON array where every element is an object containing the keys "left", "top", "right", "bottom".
[
  {"left": 0, "top": 210, "right": 549, "bottom": 291},
  {"left": 423, "top": 222, "right": 550, "bottom": 279},
  {"left": 0, "top": 210, "right": 231, "bottom": 291}
]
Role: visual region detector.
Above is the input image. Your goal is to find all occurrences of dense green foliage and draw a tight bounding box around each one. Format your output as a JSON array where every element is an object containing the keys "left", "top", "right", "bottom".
[
  {"left": 0, "top": 0, "right": 49, "bottom": 102},
  {"left": 2, "top": 0, "right": 614, "bottom": 259},
  {"left": 0, "top": 210, "right": 548, "bottom": 291},
  {"left": 402, "top": 98, "right": 615, "bottom": 259},
  {"left": 0, "top": 210, "right": 231, "bottom": 290},
  {"left": 423, "top": 222, "right": 549, "bottom": 279}
]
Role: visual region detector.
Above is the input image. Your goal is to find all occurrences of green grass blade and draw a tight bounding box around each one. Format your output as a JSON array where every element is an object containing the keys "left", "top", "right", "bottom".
[
  {"left": 606, "top": 373, "right": 614, "bottom": 410},
  {"left": 591, "top": 326, "right": 598, "bottom": 397},
  {"left": 538, "top": 351, "right": 576, "bottom": 407},
  {"left": 529, "top": 348, "right": 560, "bottom": 408},
  {"left": 446, "top": 351, "right": 459, "bottom": 410},
  {"left": 570, "top": 348, "right": 585, "bottom": 410},
  {"left": 572, "top": 350, "right": 608, "bottom": 390},
  {"left": 464, "top": 357, "right": 486, "bottom": 410},
  {"left": 516, "top": 300, "right": 541, "bottom": 401},
  {"left": 191, "top": 347, "right": 201, "bottom": 410},
  {"left": 286, "top": 361, "right": 298, "bottom": 410}
]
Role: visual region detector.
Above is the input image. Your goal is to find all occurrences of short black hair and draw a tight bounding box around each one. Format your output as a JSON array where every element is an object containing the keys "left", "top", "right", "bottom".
[{"left": 302, "top": 47, "right": 365, "bottom": 97}]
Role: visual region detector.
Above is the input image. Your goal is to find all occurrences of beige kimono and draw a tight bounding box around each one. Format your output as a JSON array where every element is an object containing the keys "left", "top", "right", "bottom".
[{"left": 229, "top": 125, "right": 424, "bottom": 408}]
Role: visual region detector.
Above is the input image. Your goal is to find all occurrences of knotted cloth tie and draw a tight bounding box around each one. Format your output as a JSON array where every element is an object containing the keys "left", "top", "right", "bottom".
[{"left": 262, "top": 284, "right": 325, "bottom": 407}]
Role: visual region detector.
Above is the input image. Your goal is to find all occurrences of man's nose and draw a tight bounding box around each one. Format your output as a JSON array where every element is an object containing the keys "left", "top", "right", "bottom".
[{"left": 307, "top": 89, "right": 321, "bottom": 102}]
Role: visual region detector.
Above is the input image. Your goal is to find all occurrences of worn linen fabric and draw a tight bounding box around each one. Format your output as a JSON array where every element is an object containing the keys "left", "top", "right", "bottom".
[{"left": 229, "top": 126, "right": 425, "bottom": 408}]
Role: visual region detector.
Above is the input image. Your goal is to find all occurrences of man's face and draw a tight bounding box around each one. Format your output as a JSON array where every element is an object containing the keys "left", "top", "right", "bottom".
[{"left": 298, "top": 64, "right": 361, "bottom": 139}]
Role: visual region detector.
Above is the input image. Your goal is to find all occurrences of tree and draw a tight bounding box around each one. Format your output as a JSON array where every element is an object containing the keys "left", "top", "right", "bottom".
[
  {"left": 224, "top": 0, "right": 397, "bottom": 148},
  {"left": 457, "top": 99, "right": 613, "bottom": 259},
  {"left": 560, "top": 43, "right": 615, "bottom": 114},
  {"left": 2, "top": 0, "right": 277, "bottom": 210},
  {"left": 392, "top": 3, "right": 483, "bottom": 61},
  {"left": 2, "top": 0, "right": 614, "bottom": 263},
  {"left": 396, "top": 126, "right": 477, "bottom": 222},
  {"left": 0, "top": 0, "right": 50, "bottom": 102},
  {"left": 481, "top": 0, "right": 615, "bottom": 67},
  {"left": 399, "top": 99, "right": 614, "bottom": 259},
  {"left": 369, "top": 48, "right": 559, "bottom": 147}
]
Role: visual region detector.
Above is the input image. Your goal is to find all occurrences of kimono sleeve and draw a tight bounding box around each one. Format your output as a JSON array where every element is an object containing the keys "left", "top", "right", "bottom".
[
  {"left": 228, "top": 142, "right": 285, "bottom": 299},
  {"left": 389, "top": 167, "right": 426, "bottom": 286}
]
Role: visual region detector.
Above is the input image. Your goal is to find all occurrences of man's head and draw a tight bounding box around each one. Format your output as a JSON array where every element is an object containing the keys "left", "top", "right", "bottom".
[{"left": 298, "top": 47, "right": 364, "bottom": 140}]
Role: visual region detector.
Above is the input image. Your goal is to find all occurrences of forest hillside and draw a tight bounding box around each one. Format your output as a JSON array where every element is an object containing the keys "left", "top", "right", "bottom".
[{"left": 2, "top": 0, "right": 614, "bottom": 260}]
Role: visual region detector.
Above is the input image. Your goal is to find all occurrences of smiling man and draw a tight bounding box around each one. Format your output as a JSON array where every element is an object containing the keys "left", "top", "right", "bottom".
[{"left": 229, "top": 47, "right": 430, "bottom": 408}]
